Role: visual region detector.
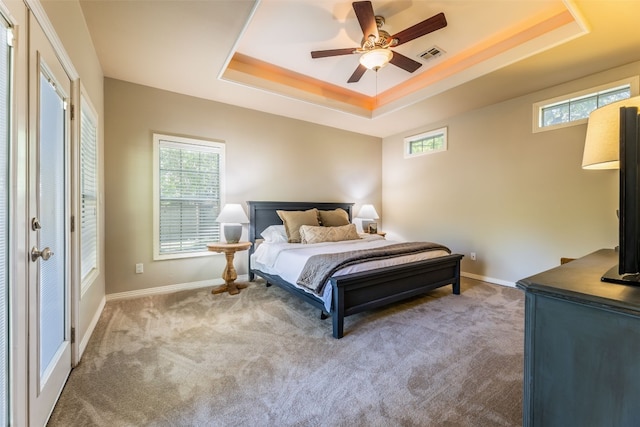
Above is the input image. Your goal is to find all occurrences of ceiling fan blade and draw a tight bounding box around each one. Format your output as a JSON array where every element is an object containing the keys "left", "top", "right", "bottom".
[
  {"left": 389, "top": 51, "right": 422, "bottom": 73},
  {"left": 353, "top": 1, "right": 378, "bottom": 40},
  {"left": 347, "top": 64, "right": 367, "bottom": 83},
  {"left": 311, "top": 48, "right": 358, "bottom": 59},
  {"left": 391, "top": 12, "right": 447, "bottom": 47}
]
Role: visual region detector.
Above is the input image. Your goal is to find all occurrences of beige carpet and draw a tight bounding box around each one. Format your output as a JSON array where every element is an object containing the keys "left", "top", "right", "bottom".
[{"left": 48, "top": 278, "right": 524, "bottom": 426}]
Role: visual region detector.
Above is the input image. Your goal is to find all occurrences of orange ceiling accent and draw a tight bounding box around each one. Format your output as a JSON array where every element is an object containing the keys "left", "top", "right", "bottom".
[
  {"left": 226, "top": 53, "right": 374, "bottom": 111},
  {"left": 376, "top": 6, "right": 577, "bottom": 107}
]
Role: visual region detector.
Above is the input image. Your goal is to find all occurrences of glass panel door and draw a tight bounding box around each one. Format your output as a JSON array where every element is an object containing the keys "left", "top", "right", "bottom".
[{"left": 28, "top": 15, "right": 71, "bottom": 426}]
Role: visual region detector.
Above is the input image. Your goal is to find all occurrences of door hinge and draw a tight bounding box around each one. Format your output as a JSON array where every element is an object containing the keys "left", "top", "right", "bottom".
[
  {"left": 70, "top": 104, "right": 74, "bottom": 120},
  {"left": 70, "top": 215, "right": 75, "bottom": 232},
  {"left": 71, "top": 327, "right": 76, "bottom": 344}
]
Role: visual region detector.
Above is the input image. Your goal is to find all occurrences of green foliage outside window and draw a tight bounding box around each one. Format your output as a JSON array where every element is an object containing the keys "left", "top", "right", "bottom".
[
  {"left": 541, "top": 86, "right": 630, "bottom": 127},
  {"left": 409, "top": 135, "right": 445, "bottom": 154}
]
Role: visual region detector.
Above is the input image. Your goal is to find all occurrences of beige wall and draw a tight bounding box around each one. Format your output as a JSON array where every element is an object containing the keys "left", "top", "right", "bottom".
[
  {"left": 41, "top": 0, "right": 106, "bottom": 353},
  {"left": 104, "top": 78, "right": 382, "bottom": 295},
  {"left": 380, "top": 63, "right": 640, "bottom": 285}
]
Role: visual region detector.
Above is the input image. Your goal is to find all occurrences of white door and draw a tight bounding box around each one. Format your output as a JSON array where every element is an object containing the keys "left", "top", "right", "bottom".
[{"left": 27, "top": 14, "right": 72, "bottom": 426}]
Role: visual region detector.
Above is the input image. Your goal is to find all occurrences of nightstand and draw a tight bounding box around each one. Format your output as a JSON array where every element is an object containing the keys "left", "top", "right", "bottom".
[{"left": 207, "top": 241, "right": 252, "bottom": 295}]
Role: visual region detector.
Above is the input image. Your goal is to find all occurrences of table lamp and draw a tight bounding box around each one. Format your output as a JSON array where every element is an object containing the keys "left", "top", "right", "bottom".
[
  {"left": 216, "top": 203, "right": 249, "bottom": 243},
  {"left": 357, "top": 204, "right": 379, "bottom": 233}
]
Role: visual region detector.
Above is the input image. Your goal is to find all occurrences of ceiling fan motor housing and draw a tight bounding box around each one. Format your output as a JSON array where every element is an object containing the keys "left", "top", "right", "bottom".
[{"left": 361, "top": 16, "right": 395, "bottom": 51}]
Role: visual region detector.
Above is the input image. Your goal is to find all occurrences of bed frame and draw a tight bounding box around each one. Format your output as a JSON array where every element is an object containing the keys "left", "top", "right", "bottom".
[{"left": 247, "top": 201, "right": 463, "bottom": 338}]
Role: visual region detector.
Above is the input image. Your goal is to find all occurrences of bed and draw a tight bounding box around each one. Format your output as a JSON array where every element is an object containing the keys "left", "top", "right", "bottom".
[{"left": 247, "top": 201, "right": 464, "bottom": 338}]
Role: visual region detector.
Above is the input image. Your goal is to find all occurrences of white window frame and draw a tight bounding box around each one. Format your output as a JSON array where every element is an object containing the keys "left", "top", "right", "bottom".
[
  {"left": 404, "top": 127, "right": 448, "bottom": 158},
  {"left": 153, "top": 133, "right": 225, "bottom": 260},
  {"left": 532, "top": 77, "right": 639, "bottom": 133},
  {"left": 79, "top": 90, "right": 99, "bottom": 296}
]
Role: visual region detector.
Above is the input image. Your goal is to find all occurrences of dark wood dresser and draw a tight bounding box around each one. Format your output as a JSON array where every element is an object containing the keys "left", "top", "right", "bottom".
[{"left": 516, "top": 249, "right": 640, "bottom": 427}]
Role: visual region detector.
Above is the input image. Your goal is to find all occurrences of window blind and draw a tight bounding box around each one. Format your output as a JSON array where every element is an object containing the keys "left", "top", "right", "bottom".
[
  {"left": 158, "top": 139, "right": 222, "bottom": 255},
  {"left": 38, "top": 69, "right": 66, "bottom": 377},
  {"left": 80, "top": 99, "right": 97, "bottom": 282}
]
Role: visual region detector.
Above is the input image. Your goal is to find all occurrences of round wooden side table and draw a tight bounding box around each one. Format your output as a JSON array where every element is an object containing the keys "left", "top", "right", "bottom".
[{"left": 207, "top": 241, "right": 252, "bottom": 295}]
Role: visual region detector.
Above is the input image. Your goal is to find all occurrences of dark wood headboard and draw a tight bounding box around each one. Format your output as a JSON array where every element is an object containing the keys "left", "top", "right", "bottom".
[{"left": 246, "top": 201, "right": 354, "bottom": 274}]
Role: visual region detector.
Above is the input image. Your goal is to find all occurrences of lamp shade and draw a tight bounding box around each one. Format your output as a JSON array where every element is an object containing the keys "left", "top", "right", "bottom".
[
  {"left": 359, "top": 48, "right": 393, "bottom": 70},
  {"left": 356, "top": 204, "right": 379, "bottom": 220},
  {"left": 215, "top": 204, "right": 249, "bottom": 224},
  {"left": 583, "top": 96, "right": 640, "bottom": 170}
]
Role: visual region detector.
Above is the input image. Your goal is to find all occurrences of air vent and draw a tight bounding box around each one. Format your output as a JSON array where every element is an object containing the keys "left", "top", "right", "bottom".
[{"left": 418, "top": 46, "right": 445, "bottom": 61}]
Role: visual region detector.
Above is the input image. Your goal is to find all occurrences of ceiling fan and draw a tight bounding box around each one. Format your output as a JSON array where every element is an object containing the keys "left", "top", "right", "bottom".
[{"left": 310, "top": 1, "right": 447, "bottom": 83}]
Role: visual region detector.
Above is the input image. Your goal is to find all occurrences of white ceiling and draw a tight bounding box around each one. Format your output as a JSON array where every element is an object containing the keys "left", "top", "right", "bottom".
[{"left": 78, "top": 0, "right": 640, "bottom": 138}]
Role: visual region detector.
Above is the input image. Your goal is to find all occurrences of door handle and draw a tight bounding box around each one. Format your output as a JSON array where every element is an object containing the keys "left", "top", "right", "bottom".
[{"left": 31, "top": 246, "right": 54, "bottom": 262}]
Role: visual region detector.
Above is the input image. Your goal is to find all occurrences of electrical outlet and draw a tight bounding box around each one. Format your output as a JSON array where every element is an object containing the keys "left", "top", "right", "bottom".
[
  {"left": 470, "top": 252, "right": 477, "bottom": 261},
  {"left": 135, "top": 263, "right": 143, "bottom": 274}
]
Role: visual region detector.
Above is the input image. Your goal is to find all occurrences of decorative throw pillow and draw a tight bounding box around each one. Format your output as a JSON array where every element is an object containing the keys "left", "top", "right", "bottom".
[
  {"left": 299, "top": 223, "right": 361, "bottom": 244},
  {"left": 276, "top": 209, "right": 320, "bottom": 243},
  {"left": 260, "top": 225, "right": 288, "bottom": 243},
  {"left": 318, "top": 208, "right": 350, "bottom": 227}
]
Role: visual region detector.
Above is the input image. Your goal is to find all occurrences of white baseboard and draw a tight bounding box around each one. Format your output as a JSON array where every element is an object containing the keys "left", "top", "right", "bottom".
[
  {"left": 105, "top": 274, "right": 250, "bottom": 301},
  {"left": 79, "top": 295, "right": 106, "bottom": 359},
  {"left": 461, "top": 271, "right": 516, "bottom": 288}
]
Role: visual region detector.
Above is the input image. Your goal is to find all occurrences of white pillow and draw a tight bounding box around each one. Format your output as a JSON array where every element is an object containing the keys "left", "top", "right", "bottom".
[{"left": 261, "top": 225, "right": 288, "bottom": 243}]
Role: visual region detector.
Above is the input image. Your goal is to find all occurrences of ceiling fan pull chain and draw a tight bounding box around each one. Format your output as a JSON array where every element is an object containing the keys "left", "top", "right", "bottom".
[{"left": 375, "top": 70, "right": 378, "bottom": 107}]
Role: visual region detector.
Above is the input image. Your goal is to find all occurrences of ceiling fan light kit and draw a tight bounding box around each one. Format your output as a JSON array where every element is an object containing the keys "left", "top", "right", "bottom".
[
  {"left": 310, "top": 1, "right": 447, "bottom": 83},
  {"left": 359, "top": 48, "right": 393, "bottom": 70}
]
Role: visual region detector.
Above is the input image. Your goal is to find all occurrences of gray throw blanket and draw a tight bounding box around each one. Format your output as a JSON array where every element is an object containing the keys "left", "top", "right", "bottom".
[{"left": 296, "top": 242, "right": 451, "bottom": 295}]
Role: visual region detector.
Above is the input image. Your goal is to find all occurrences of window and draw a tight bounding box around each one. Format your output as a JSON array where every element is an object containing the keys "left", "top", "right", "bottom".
[
  {"left": 80, "top": 93, "right": 99, "bottom": 293},
  {"left": 404, "top": 127, "right": 447, "bottom": 158},
  {"left": 533, "top": 77, "right": 638, "bottom": 132},
  {"left": 153, "top": 134, "right": 225, "bottom": 260}
]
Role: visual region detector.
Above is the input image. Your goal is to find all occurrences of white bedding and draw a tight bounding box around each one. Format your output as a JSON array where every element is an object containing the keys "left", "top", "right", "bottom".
[{"left": 251, "top": 233, "right": 450, "bottom": 311}]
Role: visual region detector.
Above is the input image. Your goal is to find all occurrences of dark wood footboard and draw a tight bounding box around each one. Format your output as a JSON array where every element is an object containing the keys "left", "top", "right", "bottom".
[{"left": 329, "top": 253, "right": 463, "bottom": 338}]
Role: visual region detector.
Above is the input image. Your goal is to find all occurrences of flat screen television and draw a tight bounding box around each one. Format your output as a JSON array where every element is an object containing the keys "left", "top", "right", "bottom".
[{"left": 602, "top": 106, "right": 640, "bottom": 284}]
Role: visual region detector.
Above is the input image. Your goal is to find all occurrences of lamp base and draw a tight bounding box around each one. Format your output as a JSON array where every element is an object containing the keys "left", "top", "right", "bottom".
[
  {"left": 361, "top": 220, "right": 374, "bottom": 233},
  {"left": 223, "top": 224, "right": 242, "bottom": 243}
]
